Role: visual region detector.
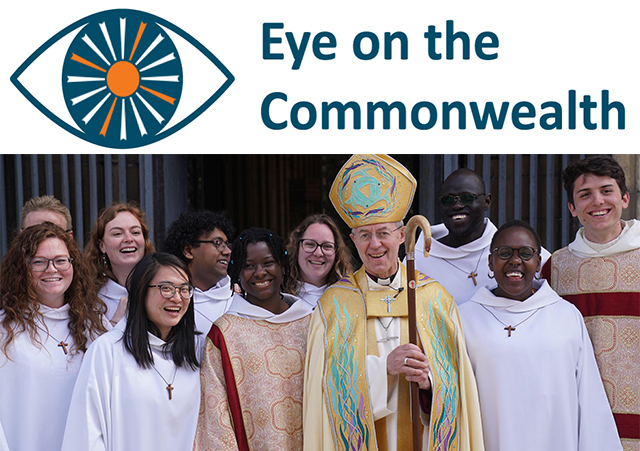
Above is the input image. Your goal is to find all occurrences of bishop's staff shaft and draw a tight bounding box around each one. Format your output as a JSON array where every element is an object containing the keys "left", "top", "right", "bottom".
[{"left": 404, "top": 215, "right": 432, "bottom": 451}]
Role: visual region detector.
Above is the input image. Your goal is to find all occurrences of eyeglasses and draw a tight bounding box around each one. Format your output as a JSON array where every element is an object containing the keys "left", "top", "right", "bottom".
[
  {"left": 148, "top": 283, "right": 194, "bottom": 300},
  {"left": 300, "top": 239, "right": 337, "bottom": 256},
  {"left": 29, "top": 256, "right": 73, "bottom": 272},
  {"left": 492, "top": 246, "right": 537, "bottom": 261},
  {"left": 353, "top": 225, "right": 402, "bottom": 243},
  {"left": 194, "top": 239, "right": 232, "bottom": 251},
  {"left": 438, "top": 193, "right": 485, "bottom": 207}
]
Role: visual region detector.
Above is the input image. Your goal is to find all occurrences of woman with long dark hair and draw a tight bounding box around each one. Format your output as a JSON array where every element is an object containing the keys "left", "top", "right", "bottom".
[
  {"left": 62, "top": 253, "right": 201, "bottom": 451},
  {"left": 0, "top": 223, "right": 107, "bottom": 451}
]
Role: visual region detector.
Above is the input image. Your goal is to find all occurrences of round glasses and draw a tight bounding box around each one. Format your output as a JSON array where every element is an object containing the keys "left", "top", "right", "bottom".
[
  {"left": 29, "top": 257, "right": 73, "bottom": 272},
  {"left": 194, "top": 239, "right": 232, "bottom": 251},
  {"left": 148, "top": 283, "right": 194, "bottom": 300},
  {"left": 492, "top": 246, "right": 537, "bottom": 261},
  {"left": 300, "top": 239, "right": 336, "bottom": 256},
  {"left": 438, "top": 193, "right": 484, "bottom": 207}
]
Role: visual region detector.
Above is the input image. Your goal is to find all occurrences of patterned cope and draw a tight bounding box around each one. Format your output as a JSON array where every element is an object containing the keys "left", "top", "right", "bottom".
[
  {"left": 317, "top": 266, "right": 478, "bottom": 451},
  {"left": 194, "top": 314, "right": 311, "bottom": 451},
  {"left": 545, "top": 247, "right": 640, "bottom": 451}
]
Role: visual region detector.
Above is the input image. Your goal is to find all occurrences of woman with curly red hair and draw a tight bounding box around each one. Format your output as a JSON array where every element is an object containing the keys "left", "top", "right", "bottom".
[
  {"left": 0, "top": 222, "right": 108, "bottom": 451},
  {"left": 84, "top": 202, "right": 155, "bottom": 322}
]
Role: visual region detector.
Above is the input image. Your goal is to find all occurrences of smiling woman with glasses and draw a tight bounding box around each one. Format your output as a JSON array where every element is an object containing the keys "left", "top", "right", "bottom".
[
  {"left": 458, "top": 220, "right": 622, "bottom": 451},
  {"left": 62, "top": 252, "right": 202, "bottom": 451},
  {"left": 285, "top": 214, "right": 353, "bottom": 310},
  {"left": 0, "top": 222, "right": 108, "bottom": 451}
]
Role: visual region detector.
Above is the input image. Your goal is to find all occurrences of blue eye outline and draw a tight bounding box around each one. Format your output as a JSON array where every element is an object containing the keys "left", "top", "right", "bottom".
[{"left": 10, "top": 9, "right": 234, "bottom": 149}]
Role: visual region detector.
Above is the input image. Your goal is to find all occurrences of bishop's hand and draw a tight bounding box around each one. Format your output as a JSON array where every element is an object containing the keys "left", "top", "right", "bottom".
[{"left": 387, "top": 343, "right": 431, "bottom": 390}]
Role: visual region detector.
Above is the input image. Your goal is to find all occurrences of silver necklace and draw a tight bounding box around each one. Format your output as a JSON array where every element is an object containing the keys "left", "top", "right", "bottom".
[
  {"left": 479, "top": 304, "right": 541, "bottom": 337},
  {"left": 151, "top": 364, "right": 178, "bottom": 400},
  {"left": 442, "top": 249, "right": 485, "bottom": 286},
  {"left": 376, "top": 317, "right": 398, "bottom": 343}
]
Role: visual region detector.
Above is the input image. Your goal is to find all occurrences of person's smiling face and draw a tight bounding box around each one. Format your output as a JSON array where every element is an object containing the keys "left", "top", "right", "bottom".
[
  {"left": 490, "top": 226, "right": 541, "bottom": 301},
  {"left": 297, "top": 223, "right": 336, "bottom": 287},
  {"left": 30, "top": 237, "right": 74, "bottom": 308},
  {"left": 99, "top": 211, "right": 146, "bottom": 278},
  {"left": 240, "top": 241, "right": 284, "bottom": 305},
  {"left": 568, "top": 173, "right": 629, "bottom": 243},
  {"left": 439, "top": 171, "right": 489, "bottom": 245}
]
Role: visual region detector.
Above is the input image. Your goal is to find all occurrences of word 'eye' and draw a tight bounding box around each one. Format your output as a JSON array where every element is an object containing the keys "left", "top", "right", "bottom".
[{"left": 11, "top": 9, "right": 234, "bottom": 149}]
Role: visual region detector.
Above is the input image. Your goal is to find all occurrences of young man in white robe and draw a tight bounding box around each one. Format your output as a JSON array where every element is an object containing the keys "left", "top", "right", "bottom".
[
  {"left": 413, "top": 169, "right": 549, "bottom": 305},
  {"left": 164, "top": 210, "right": 235, "bottom": 338}
]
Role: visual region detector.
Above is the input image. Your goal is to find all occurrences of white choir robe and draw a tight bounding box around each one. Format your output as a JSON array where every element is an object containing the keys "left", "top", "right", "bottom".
[
  {"left": 295, "top": 281, "right": 327, "bottom": 310},
  {"left": 459, "top": 281, "right": 622, "bottom": 451},
  {"left": 0, "top": 419, "right": 8, "bottom": 451},
  {"left": 193, "top": 275, "right": 233, "bottom": 335},
  {"left": 61, "top": 320, "right": 201, "bottom": 451},
  {"left": 413, "top": 219, "right": 550, "bottom": 305},
  {"left": 0, "top": 304, "right": 88, "bottom": 451},
  {"left": 98, "top": 278, "right": 127, "bottom": 321}
]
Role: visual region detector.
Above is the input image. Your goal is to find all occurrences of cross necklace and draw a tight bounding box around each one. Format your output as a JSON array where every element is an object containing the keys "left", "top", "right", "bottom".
[
  {"left": 442, "top": 249, "right": 486, "bottom": 286},
  {"left": 37, "top": 325, "right": 72, "bottom": 355},
  {"left": 377, "top": 317, "right": 398, "bottom": 343},
  {"left": 151, "top": 364, "right": 178, "bottom": 400},
  {"left": 479, "top": 304, "right": 541, "bottom": 337}
]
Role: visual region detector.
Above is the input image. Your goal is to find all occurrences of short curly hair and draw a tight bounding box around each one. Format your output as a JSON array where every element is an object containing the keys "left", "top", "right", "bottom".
[
  {"left": 1, "top": 222, "right": 107, "bottom": 357},
  {"left": 228, "top": 228, "right": 289, "bottom": 293},
  {"left": 562, "top": 155, "right": 627, "bottom": 205},
  {"left": 164, "top": 210, "right": 235, "bottom": 264}
]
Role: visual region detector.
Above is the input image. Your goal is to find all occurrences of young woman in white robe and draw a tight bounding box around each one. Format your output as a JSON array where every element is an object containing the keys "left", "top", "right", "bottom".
[
  {"left": 62, "top": 253, "right": 202, "bottom": 451},
  {"left": 459, "top": 219, "right": 622, "bottom": 451},
  {"left": 285, "top": 214, "right": 352, "bottom": 309},
  {"left": 84, "top": 203, "right": 155, "bottom": 323},
  {"left": 0, "top": 223, "right": 108, "bottom": 451}
]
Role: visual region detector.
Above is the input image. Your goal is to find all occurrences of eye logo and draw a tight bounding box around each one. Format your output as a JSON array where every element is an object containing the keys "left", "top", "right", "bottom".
[{"left": 11, "top": 9, "right": 234, "bottom": 148}]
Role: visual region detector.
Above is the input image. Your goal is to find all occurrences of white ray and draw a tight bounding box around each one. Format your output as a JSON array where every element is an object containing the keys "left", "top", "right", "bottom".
[
  {"left": 120, "top": 18, "right": 126, "bottom": 60},
  {"left": 99, "top": 22, "right": 117, "bottom": 62},
  {"left": 120, "top": 99, "right": 127, "bottom": 140},
  {"left": 135, "top": 92, "right": 164, "bottom": 124},
  {"left": 70, "top": 86, "right": 107, "bottom": 105},
  {"left": 82, "top": 34, "right": 111, "bottom": 66},
  {"left": 67, "top": 76, "right": 105, "bottom": 82},
  {"left": 129, "top": 98, "right": 147, "bottom": 136},
  {"left": 140, "top": 75, "right": 180, "bottom": 82},
  {"left": 139, "top": 53, "right": 175, "bottom": 72},
  {"left": 135, "top": 34, "right": 164, "bottom": 66},
  {"left": 82, "top": 92, "right": 111, "bottom": 124}
]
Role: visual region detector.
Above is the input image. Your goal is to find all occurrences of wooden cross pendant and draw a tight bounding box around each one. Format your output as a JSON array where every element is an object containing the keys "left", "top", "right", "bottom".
[
  {"left": 166, "top": 384, "right": 174, "bottom": 400},
  {"left": 468, "top": 271, "right": 478, "bottom": 286},
  {"left": 504, "top": 325, "right": 516, "bottom": 337},
  {"left": 58, "top": 340, "right": 69, "bottom": 355}
]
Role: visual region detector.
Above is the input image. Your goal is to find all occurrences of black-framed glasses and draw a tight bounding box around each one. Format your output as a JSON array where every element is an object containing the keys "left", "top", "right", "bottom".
[
  {"left": 148, "top": 283, "right": 194, "bottom": 300},
  {"left": 194, "top": 239, "right": 231, "bottom": 251},
  {"left": 29, "top": 256, "right": 73, "bottom": 272},
  {"left": 300, "top": 239, "right": 337, "bottom": 256},
  {"left": 438, "top": 193, "right": 485, "bottom": 207},
  {"left": 492, "top": 246, "right": 537, "bottom": 261}
]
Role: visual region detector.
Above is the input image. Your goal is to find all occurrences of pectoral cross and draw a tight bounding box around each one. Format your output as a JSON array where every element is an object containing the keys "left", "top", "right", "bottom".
[
  {"left": 58, "top": 340, "right": 69, "bottom": 355},
  {"left": 468, "top": 271, "right": 478, "bottom": 286},
  {"left": 381, "top": 294, "right": 395, "bottom": 313},
  {"left": 166, "top": 384, "right": 174, "bottom": 400},
  {"left": 504, "top": 325, "right": 516, "bottom": 337}
]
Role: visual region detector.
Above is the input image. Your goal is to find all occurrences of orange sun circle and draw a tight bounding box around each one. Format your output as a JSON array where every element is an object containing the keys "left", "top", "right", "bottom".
[{"left": 107, "top": 61, "right": 140, "bottom": 97}]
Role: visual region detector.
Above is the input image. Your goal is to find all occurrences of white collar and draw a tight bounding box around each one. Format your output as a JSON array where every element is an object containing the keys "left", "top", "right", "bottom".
[
  {"left": 569, "top": 219, "right": 640, "bottom": 257},
  {"left": 425, "top": 218, "right": 497, "bottom": 259},
  {"left": 226, "top": 293, "right": 311, "bottom": 323},
  {"left": 469, "top": 280, "right": 562, "bottom": 313}
]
